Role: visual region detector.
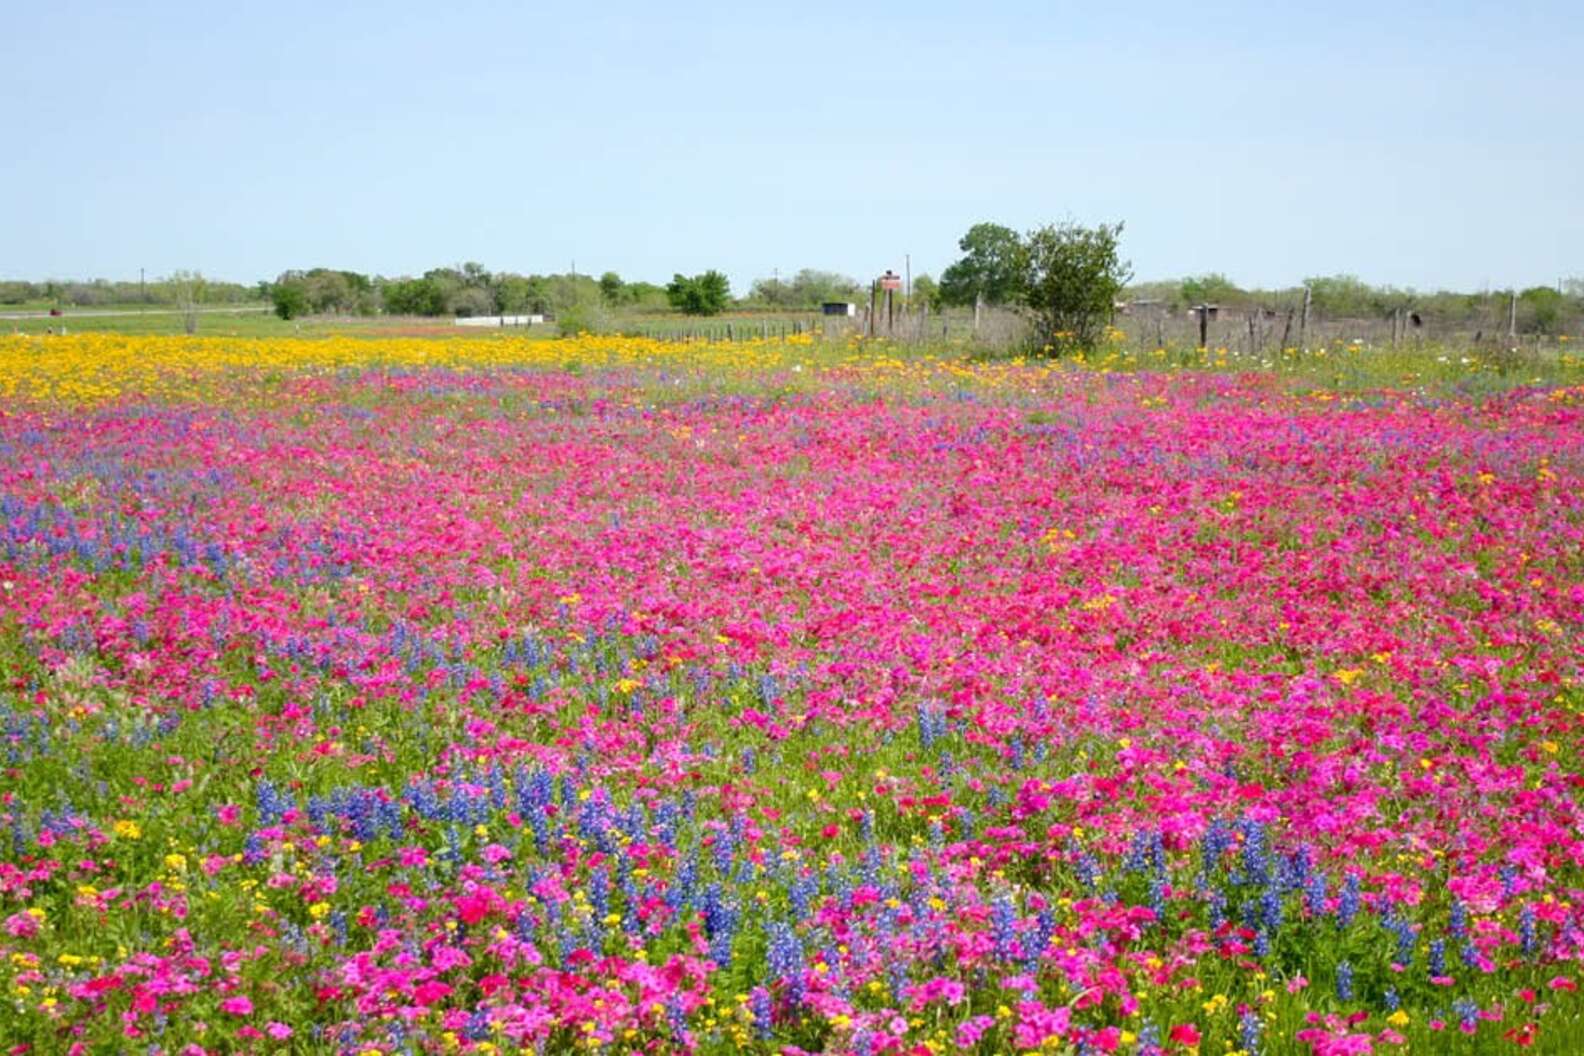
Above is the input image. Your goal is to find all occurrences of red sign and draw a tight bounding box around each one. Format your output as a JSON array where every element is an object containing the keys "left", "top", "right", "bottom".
[{"left": 879, "top": 273, "right": 902, "bottom": 291}]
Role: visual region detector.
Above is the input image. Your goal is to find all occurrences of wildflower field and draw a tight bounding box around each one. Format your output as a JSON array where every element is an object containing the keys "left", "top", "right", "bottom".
[{"left": 1, "top": 333, "right": 1582, "bottom": 1056}]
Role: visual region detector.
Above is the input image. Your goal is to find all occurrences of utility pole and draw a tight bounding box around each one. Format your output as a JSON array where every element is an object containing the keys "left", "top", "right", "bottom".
[
  {"left": 140, "top": 267, "right": 146, "bottom": 310},
  {"left": 904, "top": 254, "right": 911, "bottom": 304}
]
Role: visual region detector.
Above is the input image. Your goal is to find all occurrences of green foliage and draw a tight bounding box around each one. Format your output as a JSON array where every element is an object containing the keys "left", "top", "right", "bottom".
[
  {"left": 622, "top": 281, "right": 671, "bottom": 311},
  {"left": 555, "top": 295, "right": 612, "bottom": 336},
  {"left": 382, "top": 277, "right": 447, "bottom": 316},
  {"left": 599, "top": 272, "right": 624, "bottom": 305},
  {"left": 0, "top": 281, "right": 36, "bottom": 305},
  {"left": 667, "top": 271, "right": 732, "bottom": 316},
  {"left": 269, "top": 269, "right": 379, "bottom": 317},
  {"left": 747, "top": 269, "right": 860, "bottom": 309},
  {"left": 269, "top": 282, "right": 308, "bottom": 320},
  {"left": 494, "top": 275, "right": 543, "bottom": 314},
  {"left": 939, "top": 223, "right": 1027, "bottom": 307},
  {"left": 1021, "top": 220, "right": 1131, "bottom": 354},
  {"left": 0, "top": 276, "right": 257, "bottom": 308},
  {"left": 1520, "top": 286, "right": 1565, "bottom": 333},
  {"left": 449, "top": 286, "right": 495, "bottom": 318},
  {"left": 1179, "top": 273, "right": 1243, "bottom": 307},
  {"left": 419, "top": 267, "right": 469, "bottom": 314},
  {"left": 167, "top": 270, "right": 208, "bottom": 335},
  {"left": 544, "top": 275, "right": 600, "bottom": 314},
  {"left": 1303, "top": 275, "right": 1379, "bottom": 317},
  {"left": 910, "top": 274, "right": 940, "bottom": 311}
]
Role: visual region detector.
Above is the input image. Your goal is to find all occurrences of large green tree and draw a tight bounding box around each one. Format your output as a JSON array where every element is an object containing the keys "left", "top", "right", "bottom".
[{"left": 939, "top": 223, "right": 1027, "bottom": 307}]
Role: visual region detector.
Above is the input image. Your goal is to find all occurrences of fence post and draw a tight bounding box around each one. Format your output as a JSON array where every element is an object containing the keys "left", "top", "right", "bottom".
[{"left": 1298, "top": 285, "right": 1312, "bottom": 353}]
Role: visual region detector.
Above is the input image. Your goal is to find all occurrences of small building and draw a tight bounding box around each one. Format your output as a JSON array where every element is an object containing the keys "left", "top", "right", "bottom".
[
  {"left": 456, "top": 314, "right": 545, "bottom": 327},
  {"left": 822, "top": 302, "right": 857, "bottom": 317}
]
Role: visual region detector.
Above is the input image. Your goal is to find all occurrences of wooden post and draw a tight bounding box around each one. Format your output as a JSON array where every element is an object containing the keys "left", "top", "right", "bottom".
[
  {"left": 1298, "top": 285, "right": 1312, "bottom": 353},
  {"left": 868, "top": 282, "right": 877, "bottom": 338},
  {"left": 885, "top": 287, "right": 894, "bottom": 335},
  {"left": 973, "top": 293, "right": 983, "bottom": 335},
  {"left": 1197, "top": 306, "right": 1209, "bottom": 349},
  {"left": 1508, "top": 290, "right": 1518, "bottom": 339}
]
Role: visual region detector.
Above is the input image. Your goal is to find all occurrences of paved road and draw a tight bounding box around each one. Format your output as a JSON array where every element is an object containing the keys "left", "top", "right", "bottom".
[{"left": 0, "top": 306, "right": 269, "bottom": 320}]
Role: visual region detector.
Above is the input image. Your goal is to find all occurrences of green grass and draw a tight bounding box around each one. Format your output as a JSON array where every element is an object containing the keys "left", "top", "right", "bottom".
[{"left": 2, "top": 307, "right": 273, "bottom": 336}]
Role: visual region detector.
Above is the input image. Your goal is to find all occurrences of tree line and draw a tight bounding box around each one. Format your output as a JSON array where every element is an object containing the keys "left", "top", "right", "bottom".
[
  {"left": 11, "top": 244, "right": 1578, "bottom": 342},
  {"left": 266, "top": 265, "right": 674, "bottom": 321},
  {"left": 1129, "top": 273, "right": 1582, "bottom": 334},
  {"left": 271, "top": 265, "right": 864, "bottom": 320},
  {"left": 0, "top": 277, "right": 257, "bottom": 308}
]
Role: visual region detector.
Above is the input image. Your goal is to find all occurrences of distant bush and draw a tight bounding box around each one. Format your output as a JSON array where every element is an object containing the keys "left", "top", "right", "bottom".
[
  {"left": 270, "top": 283, "right": 308, "bottom": 320},
  {"left": 745, "top": 269, "right": 861, "bottom": 309},
  {"left": 1022, "top": 221, "right": 1131, "bottom": 354},
  {"left": 0, "top": 281, "right": 36, "bottom": 305},
  {"left": 383, "top": 278, "right": 447, "bottom": 316},
  {"left": 1179, "top": 273, "right": 1243, "bottom": 307},
  {"left": 449, "top": 286, "right": 495, "bottom": 318},
  {"left": 667, "top": 271, "right": 732, "bottom": 316},
  {"left": 168, "top": 271, "right": 207, "bottom": 335},
  {"left": 556, "top": 296, "right": 611, "bottom": 336},
  {"left": 1520, "top": 286, "right": 1565, "bottom": 333}
]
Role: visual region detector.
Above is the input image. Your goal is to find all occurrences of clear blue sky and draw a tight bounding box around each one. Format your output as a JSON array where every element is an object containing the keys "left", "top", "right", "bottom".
[{"left": 4, "top": 0, "right": 1580, "bottom": 293}]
